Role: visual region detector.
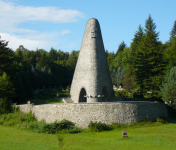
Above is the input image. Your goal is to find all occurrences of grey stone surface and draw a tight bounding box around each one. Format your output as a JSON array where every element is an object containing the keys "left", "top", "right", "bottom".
[
  {"left": 70, "top": 18, "right": 114, "bottom": 103},
  {"left": 18, "top": 102, "right": 169, "bottom": 128}
]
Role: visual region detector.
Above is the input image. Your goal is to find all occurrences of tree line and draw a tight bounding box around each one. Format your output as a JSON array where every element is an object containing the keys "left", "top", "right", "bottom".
[
  {"left": 1, "top": 14, "right": 176, "bottom": 113},
  {"left": 0, "top": 40, "right": 79, "bottom": 109},
  {"left": 107, "top": 14, "right": 176, "bottom": 105}
]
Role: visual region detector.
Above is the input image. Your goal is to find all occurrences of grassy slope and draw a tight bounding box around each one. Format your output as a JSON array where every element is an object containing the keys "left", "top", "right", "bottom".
[
  {"left": 61, "top": 124, "right": 176, "bottom": 150},
  {"left": 0, "top": 125, "right": 59, "bottom": 150},
  {"left": 1, "top": 123, "right": 176, "bottom": 150}
]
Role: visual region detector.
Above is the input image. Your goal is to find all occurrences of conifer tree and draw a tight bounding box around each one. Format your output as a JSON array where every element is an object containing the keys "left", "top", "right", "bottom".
[
  {"left": 159, "top": 66, "right": 176, "bottom": 106},
  {"left": 116, "top": 67, "right": 125, "bottom": 87},
  {"left": 116, "top": 41, "right": 126, "bottom": 55},
  {"left": 0, "top": 36, "right": 15, "bottom": 77},
  {"left": 18, "top": 68, "right": 33, "bottom": 98},
  {"left": 31, "top": 64, "right": 39, "bottom": 89},
  {"left": 0, "top": 72, "right": 16, "bottom": 113},
  {"left": 134, "top": 15, "right": 166, "bottom": 97},
  {"left": 14, "top": 72, "right": 25, "bottom": 98},
  {"left": 170, "top": 20, "right": 176, "bottom": 41},
  {"left": 164, "top": 20, "right": 176, "bottom": 69},
  {"left": 0, "top": 72, "right": 16, "bottom": 100}
]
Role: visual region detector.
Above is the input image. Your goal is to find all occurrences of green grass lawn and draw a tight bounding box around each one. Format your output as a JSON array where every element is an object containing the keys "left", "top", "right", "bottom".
[
  {"left": 19, "top": 98, "right": 62, "bottom": 105},
  {"left": 60, "top": 123, "right": 176, "bottom": 150},
  {"left": 0, "top": 125, "right": 59, "bottom": 150},
  {"left": 1, "top": 123, "right": 176, "bottom": 150}
]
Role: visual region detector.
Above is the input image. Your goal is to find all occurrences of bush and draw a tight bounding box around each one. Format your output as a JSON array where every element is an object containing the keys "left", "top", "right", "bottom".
[
  {"left": 68, "top": 126, "right": 81, "bottom": 133},
  {"left": 0, "top": 97, "right": 12, "bottom": 114},
  {"left": 0, "top": 110, "right": 79, "bottom": 134},
  {"left": 114, "top": 91, "right": 122, "bottom": 97},
  {"left": 156, "top": 117, "right": 168, "bottom": 124},
  {"left": 88, "top": 121, "right": 111, "bottom": 132},
  {"left": 114, "top": 90, "right": 129, "bottom": 97}
]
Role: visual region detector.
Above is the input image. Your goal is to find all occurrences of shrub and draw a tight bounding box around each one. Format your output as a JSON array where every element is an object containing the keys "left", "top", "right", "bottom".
[
  {"left": 156, "top": 117, "right": 168, "bottom": 124},
  {"left": 115, "top": 90, "right": 132, "bottom": 98},
  {"left": 68, "top": 126, "right": 81, "bottom": 133},
  {"left": 0, "top": 110, "right": 78, "bottom": 134},
  {"left": 88, "top": 121, "right": 111, "bottom": 132},
  {"left": 114, "top": 91, "right": 122, "bottom": 97}
]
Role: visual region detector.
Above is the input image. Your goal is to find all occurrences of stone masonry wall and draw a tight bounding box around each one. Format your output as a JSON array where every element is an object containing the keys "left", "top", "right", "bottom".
[{"left": 17, "top": 102, "right": 169, "bottom": 128}]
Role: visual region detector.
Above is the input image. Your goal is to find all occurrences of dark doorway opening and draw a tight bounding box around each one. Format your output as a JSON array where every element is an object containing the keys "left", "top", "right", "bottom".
[
  {"left": 79, "top": 88, "right": 87, "bottom": 102},
  {"left": 102, "top": 86, "right": 108, "bottom": 102}
]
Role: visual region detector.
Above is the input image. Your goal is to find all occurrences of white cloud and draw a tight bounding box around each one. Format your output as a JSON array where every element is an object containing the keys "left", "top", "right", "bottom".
[
  {"left": 0, "top": 0, "right": 85, "bottom": 51},
  {"left": 0, "top": 0, "right": 85, "bottom": 33},
  {"left": 61, "top": 30, "right": 71, "bottom": 35},
  {"left": 0, "top": 30, "right": 76, "bottom": 51},
  {"left": 0, "top": 32, "right": 56, "bottom": 51}
]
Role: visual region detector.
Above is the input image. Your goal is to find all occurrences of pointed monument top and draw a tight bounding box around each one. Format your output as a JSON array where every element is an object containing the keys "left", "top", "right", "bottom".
[{"left": 70, "top": 18, "right": 114, "bottom": 103}]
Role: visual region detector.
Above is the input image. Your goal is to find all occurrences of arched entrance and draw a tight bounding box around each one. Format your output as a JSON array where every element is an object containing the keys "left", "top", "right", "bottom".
[
  {"left": 102, "top": 86, "right": 108, "bottom": 102},
  {"left": 79, "top": 88, "right": 87, "bottom": 102}
]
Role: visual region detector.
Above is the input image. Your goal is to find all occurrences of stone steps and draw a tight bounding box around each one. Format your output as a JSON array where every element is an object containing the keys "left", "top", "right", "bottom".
[{"left": 62, "top": 98, "right": 73, "bottom": 103}]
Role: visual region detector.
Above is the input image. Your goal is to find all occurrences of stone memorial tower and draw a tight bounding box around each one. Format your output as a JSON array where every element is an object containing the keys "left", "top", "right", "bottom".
[{"left": 70, "top": 18, "right": 114, "bottom": 103}]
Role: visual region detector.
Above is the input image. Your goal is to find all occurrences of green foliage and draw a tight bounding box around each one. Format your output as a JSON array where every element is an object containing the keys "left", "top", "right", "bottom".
[
  {"left": 0, "top": 37, "right": 15, "bottom": 77},
  {"left": 116, "top": 67, "right": 125, "bottom": 86},
  {"left": 115, "top": 90, "right": 134, "bottom": 98},
  {"left": 156, "top": 117, "right": 168, "bottom": 124},
  {"left": 159, "top": 66, "right": 176, "bottom": 106},
  {"left": 114, "top": 90, "right": 122, "bottom": 97},
  {"left": 0, "top": 110, "right": 80, "bottom": 134},
  {"left": 116, "top": 41, "right": 126, "bottom": 55},
  {"left": 106, "top": 51, "right": 115, "bottom": 71},
  {"left": 0, "top": 72, "right": 16, "bottom": 114},
  {"left": 88, "top": 121, "right": 111, "bottom": 132},
  {"left": 170, "top": 20, "right": 176, "bottom": 41},
  {"left": 0, "top": 72, "right": 16, "bottom": 99},
  {"left": 133, "top": 14, "right": 166, "bottom": 97}
]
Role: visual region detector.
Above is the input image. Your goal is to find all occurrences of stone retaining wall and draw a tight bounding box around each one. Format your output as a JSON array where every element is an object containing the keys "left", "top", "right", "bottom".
[{"left": 17, "top": 102, "right": 169, "bottom": 128}]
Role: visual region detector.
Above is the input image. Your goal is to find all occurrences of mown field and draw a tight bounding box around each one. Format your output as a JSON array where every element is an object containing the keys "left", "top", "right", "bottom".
[{"left": 1, "top": 123, "right": 176, "bottom": 150}]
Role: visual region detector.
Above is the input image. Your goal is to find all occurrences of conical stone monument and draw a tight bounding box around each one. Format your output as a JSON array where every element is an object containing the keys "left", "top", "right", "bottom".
[{"left": 70, "top": 18, "right": 114, "bottom": 103}]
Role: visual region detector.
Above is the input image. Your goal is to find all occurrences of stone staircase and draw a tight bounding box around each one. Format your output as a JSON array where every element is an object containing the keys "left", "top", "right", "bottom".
[{"left": 62, "top": 97, "right": 73, "bottom": 103}]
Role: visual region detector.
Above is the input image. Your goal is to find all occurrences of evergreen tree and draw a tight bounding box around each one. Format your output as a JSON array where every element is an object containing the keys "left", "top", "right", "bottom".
[
  {"left": 107, "top": 51, "right": 115, "bottom": 72},
  {"left": 0, "top": 72, "right": 16, "bottom": 100},
  {"left": 110, "top": 51, "right": 123, "bottom": 74},
  {"left": 134, "top": 15, "right": 166, "bottom": 97},
  {"left": 18, "top": 67, "right": 33, "bottom": 98},
  {"left": 31, "top": 64, "right": 39, "bottom": 89},
  {"left": 111, "top": 69, "right": 117, "bottom": 85},
  {"left": 116, "top": 67, "right": 125, "bottom": 87},
  {"left": 130, "top": 25, "right": 144, "bottom": 89},
  {"left": 116, "top": 41, "right": 126, "bottom": 55},
  {"left": 0, "top": 72, "right": 16, "bottom": 113},
  {"left": 159, "top": 66, "right": 176, "bottom": 106},
  {"left": 170, "top": 20, "right": 176, "bottom": 41},
  {"left": 164, "top": 21, "right": 176, "bottom": 68},
  {"left": 14, "top": 72, "right": 25, "bottom": 98},
  {"left": 123, "top": 66, "right": 134, "bottom": 91},
  {"left": 0, "top": 36, "right": 15, "bottom": 76}
]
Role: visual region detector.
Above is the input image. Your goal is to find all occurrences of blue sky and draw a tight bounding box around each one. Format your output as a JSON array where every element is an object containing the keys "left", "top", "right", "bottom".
[{"left": 0, "top": 0, "right": 176, "bottom": 53}]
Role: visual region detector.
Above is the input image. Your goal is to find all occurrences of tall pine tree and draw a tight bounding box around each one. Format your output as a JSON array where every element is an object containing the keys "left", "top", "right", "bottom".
[{"left": 134, "top": 14, "right": 166, "bottom": 97}]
